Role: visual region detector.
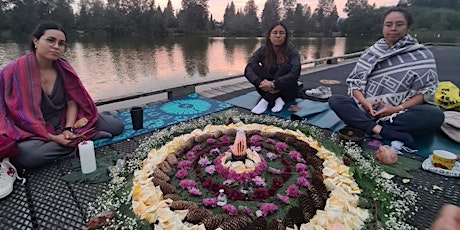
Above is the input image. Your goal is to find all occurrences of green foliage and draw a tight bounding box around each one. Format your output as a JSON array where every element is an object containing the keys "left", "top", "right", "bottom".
[
  {"left": 412, "top": 7, "right": 460, "bottom": 31},
  {"left": 357, "top": 147, "right": 421, "bottom": 178},
  {"left": 261, "top": 0, "right": 280, "bottom": 33},
  {"left": 339, "top": 1, "right": 381, "bottom": 36},
  {"left": 0, "top": 0, "right": 459, "bottom": 38},
  {"left": 178, "top": 3, "right": 209, "bottom": 33},
  {"left": 290, "top": 3, "right": 311, "bottom": 36},
  {"left": 378, "top": 156, "right": 421, "bottom": 179}
]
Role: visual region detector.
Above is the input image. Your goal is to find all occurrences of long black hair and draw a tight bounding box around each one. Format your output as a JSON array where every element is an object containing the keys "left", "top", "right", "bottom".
[
  {"left": 30, "top": 21, "right": 67, "bottom": 51},
  {"left": 263, "top": 22, "right": 290, "bottom": 71}
]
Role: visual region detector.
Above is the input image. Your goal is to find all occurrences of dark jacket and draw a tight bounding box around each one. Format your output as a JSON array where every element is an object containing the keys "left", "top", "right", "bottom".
[{"left": 244, "top": 43, "right": 300, "bottom": 91}]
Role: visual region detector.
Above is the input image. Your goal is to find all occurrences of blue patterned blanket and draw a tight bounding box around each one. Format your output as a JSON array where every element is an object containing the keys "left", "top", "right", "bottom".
[{"left": 94, "top": 93, "right": 232, "bottom": 147}]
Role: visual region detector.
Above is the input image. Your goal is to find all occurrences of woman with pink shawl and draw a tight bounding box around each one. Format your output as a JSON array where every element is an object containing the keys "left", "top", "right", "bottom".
[{"left": 0, "top": 22, "right": 124, "bottom": 168}]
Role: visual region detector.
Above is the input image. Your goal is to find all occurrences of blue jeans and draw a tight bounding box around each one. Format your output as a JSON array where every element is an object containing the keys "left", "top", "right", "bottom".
[{"left": 328, "top": 95, "right": 445, "bottom": 137}]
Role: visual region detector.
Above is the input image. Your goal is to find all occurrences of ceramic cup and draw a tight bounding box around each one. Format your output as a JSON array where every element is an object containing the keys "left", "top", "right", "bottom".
[{"left": 431, "top": 150, "right": 457, "bottom": 170}]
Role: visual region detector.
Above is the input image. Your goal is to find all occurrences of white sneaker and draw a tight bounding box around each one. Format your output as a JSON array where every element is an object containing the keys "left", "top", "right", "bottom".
[
  {"left": 0, "top": 158, "right": 25, "bottom": 199},
  {"left": 305, "top": 86, "right": 332, "bottom": 99}
]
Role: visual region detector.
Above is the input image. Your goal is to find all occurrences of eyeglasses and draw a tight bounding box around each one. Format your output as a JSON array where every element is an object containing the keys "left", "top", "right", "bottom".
[{"left": 41, "top": 37, "right": 66, "bottom": 48}]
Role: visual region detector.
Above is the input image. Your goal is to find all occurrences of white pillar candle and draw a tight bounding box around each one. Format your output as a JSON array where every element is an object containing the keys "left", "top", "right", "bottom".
[{"left": 78, "top": 140, "right": 97, "bottom": 174}]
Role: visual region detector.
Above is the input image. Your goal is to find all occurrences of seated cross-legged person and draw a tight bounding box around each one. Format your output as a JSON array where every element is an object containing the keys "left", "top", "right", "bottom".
[
  {"left": 0, "top": 22, "right": 124, "bottom": 169},
  {"left": 244, "top": 22, "right": 301, "bottom": 114},
  {"left": 328, "top": 6, "right": 444, "bottom": 149}
]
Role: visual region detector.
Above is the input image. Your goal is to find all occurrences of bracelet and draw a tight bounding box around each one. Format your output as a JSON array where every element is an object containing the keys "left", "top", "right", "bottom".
[
  {"left": 63, "top": 127, "right": 74, "bottom": 132},
  {"left": 398, "top": 105, "right": 405, "bottom": 111}
]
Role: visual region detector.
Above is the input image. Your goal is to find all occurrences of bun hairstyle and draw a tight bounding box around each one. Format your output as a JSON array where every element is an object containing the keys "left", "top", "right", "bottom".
[{"left": 383, "top": 5, "right": 413, "bottom": 28}]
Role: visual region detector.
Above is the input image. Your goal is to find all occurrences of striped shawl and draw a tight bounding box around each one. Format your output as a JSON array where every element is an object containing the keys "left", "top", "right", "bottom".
[{"left": 347, "top": 34, "right": 438, "bottom": 106}]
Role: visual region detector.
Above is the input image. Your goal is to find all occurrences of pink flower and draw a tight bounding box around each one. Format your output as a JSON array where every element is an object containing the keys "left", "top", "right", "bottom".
[
  {"left": 289, "top": 150, "right": 305, "bottom": 162},
  {"left": 249, "top": 135, "right": 262, "bottom": 144},
  {"left": 179, "top": 179, "right": 196, "bottom": 189},
  {"left": 198, "top": 156, "right": 211, "bottom": 166},
  {"left": 259, "top": 203, "right": 278, "bottom": 216},
  {"left": 186, "top": 151, "right": 196, "bottom": 159},
  {"left": 268, "top": 166, "right": 282, "bottom": 174},
  {"left": 252, "top": 176, "right": 266, "bottom": 187},
  {"left": 214, "top": 152, "right": 267, "bottom": 183},
  {"left": 240, "top": 206, "right": 253, "bottom": 216},
  {"left": 192, "top": 145, "right": 201, "bottom": 151},
  {"left": 275, "top": 142, "right": 288, "bottom": 152},
  {"left": 222, "top": 204, "right": 238, "bottom": 215},
  {"left": 266, "top": 138, "right": 276, "bottom": 144},
  {"left": 276, "top": 194, "right": 290, "bottom": 204},
  {"left": 253, "top": 188, "right": 270, "bottom": 200},
  {"left": 178, "top": 160, "right": 192, "bottom": 168},
  {"left": 203, "top": 198, "right": 217, "bottom": 207},
  {"left": 297, "top": 177, "right": 310, "bottom": 187},
  {"left": 188, "top": 187, "right": 202, "bottom": 196},
  {"left": 205, "top": 165, "right": 215, "bottom": 174},
  {"left": 219, "top": 135, "right": 230, "bottom": 143},
  {"left": 299, "top": 170, "right": 310, "bottom": 178},
  {"left": 266, "top": 152, "right": 277, "bottom": 160},
  {"left": 206, "top": 138, "right": 216, "bottom": 144},
  {"left": 286, "top": 184, "right": 301, "bottom": 197},
  {"left": 295, "top": 163, "right": 307, "bottom": 172},
  {"left": 175, "top": 169, "right": 188, "bottom": 179}
]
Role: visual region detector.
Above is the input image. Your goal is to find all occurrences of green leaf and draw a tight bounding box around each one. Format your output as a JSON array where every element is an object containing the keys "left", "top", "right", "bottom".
[{"left": 378, "top": 155, "right": 421, "bottom": 179}]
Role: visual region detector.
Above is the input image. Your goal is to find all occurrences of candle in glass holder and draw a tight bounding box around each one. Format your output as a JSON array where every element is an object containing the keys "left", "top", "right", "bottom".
[{"left": 232, "top": 130, "right": 247, "bottom": 161}]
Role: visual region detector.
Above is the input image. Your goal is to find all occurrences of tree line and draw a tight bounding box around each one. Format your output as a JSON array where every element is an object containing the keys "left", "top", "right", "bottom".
[{"left": 0, "top": 0, "right": 459, "bottom": 39}]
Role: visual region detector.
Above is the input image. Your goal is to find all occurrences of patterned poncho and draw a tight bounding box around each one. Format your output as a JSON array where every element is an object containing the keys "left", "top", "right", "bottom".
[
  {"left": 0, "top": 52, "right": 98, "bottom": 141},
  {"left": 347, "top": 34, "right": 438, "bottom": 107}
]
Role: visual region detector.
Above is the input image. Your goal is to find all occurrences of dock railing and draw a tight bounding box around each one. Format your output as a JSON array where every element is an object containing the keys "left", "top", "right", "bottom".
[{"left": 94, "top": 51, "right": 363, "bottom": 107}]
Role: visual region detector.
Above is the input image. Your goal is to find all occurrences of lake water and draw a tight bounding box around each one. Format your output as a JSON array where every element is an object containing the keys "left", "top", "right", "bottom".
[{"left": 0, "top": 36, "right": 375, "bottom": 101}]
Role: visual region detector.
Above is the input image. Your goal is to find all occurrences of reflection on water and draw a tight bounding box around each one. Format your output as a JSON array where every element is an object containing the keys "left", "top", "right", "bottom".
[{"left": 0, "top": 37, "right": 372, "bottom": 101}]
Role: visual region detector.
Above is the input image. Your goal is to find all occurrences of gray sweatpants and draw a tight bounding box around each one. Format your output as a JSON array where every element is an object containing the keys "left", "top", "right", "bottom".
[{"left": 15, "top": 112, "right": 124, "bottom": 168}]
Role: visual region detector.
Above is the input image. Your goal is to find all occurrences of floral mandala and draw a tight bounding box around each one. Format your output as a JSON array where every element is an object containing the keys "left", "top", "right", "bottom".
[
  {"left": 91, "top": 110, "right": 417, "bottom": 230},
  {"left": 132, "top": 123, "right": 368, "bottom": 229}
]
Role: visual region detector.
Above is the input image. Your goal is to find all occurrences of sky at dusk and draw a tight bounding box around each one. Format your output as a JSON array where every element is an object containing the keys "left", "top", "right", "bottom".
[{"left": 155, "top": 0, "right": 399, "bottom": 21}]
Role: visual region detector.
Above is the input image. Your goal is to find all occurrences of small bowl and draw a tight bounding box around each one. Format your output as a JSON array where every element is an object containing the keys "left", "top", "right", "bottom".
[
  {"left": 431, "top": 150, "right": 457, "bottom": 170},
  {"left": 338, "top": 127, "right": 365, "bottom": 145}
]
